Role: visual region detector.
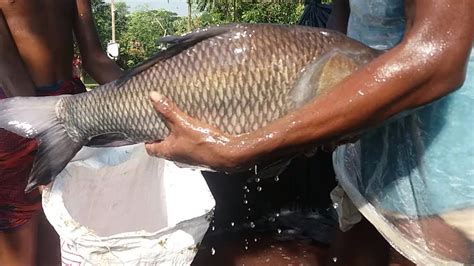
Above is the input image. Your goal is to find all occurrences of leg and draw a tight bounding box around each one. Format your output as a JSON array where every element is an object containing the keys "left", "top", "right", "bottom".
[
  {"left": 37, "top": 211, "right": 61, "bottom": 266},
  {"left": 0, "top": 214, "right": 39, "bottom": 266},
  {"left": 327, "top": 218, "right": 391, "bottom": 266}
]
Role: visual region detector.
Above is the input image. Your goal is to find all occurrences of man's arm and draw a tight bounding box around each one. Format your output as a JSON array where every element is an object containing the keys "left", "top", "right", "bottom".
[
  {"left": 0, "top": 9, "right": 36, "bottom": 97},
  {"left": 326, "top": 0, "right": 350, "bottom": 34},
  {"left": 73, "top": 0, "right": 123, "bottom": 84},
  {"left": 146, "top": 0, "right": 473, "bottom": 170}
]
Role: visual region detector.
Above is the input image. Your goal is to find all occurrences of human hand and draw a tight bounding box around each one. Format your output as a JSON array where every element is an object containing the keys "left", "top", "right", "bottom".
[{"left": 145, "top": 91, "right": 246, "bottom": 171}]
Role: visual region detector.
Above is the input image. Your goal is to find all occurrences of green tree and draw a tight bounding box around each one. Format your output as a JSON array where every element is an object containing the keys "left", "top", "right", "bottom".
[{"left": 119, "top": 8, "right": 179, "bottom": 68}]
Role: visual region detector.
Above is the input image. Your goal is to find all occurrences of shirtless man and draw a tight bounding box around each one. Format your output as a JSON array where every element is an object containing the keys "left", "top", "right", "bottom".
[{"left": 0, "top": 1, "right": 122, "bottom": 265}]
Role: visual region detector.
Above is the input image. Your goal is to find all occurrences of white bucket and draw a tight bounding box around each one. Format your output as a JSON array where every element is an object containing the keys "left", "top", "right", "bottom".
[{"left": 42, "top": 145, "right": 215, "bottom": 265}]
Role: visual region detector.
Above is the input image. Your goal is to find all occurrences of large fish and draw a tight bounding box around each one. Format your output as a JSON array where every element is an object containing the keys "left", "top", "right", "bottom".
[{"left": 0, "top": 24, "right": 378, "bottom": 192}]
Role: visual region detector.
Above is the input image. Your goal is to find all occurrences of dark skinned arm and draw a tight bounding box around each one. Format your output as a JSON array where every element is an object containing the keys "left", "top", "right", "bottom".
[
  {"left": 145, "top": 0, "right": 474, "bottom": 171},
  {"left": 0, "top": 9, "right": 36, "bottom": 97},
  {"left": 326, "top": 0, "right": 350, "bottom": 34},
  {"left": 73, "top": 0, "right": 123, "bottom": 84}
]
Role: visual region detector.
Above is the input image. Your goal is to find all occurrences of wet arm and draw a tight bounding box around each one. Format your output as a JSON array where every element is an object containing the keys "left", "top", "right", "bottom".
[
  {"left": 0, "top": 9, "right": 36, "bottom": 97},
  {"left": 224, "top": 0, "right": 474, "bottom": 168},
  {"left": 73, "top": 0, "right": 123, "bottom": 84},
  {"left": 146, "top": 0, "right": 473, "bottom": 170}
]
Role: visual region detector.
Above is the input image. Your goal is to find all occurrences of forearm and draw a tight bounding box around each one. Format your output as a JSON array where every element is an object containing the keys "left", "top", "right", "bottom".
[
  {"left": 73, "top": 0, "right": 123, "bottom": 85},
  {"left": 0, "top": 10, "right": 35, "bottom": 97},
  {"left": 229, "top": 1, "right": 473, "bottom": 166},
  {"left": 82, "top": 52, "right": 123, "bottom": 84},
  {"left": 326, "top": 0, "right": 349, "bottom": 34}
]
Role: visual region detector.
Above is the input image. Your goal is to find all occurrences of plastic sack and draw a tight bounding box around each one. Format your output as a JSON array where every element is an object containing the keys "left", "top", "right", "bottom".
[
  {"left": 333, "top": 51, "right": 474, "bottom": 265},
  {"left": 42, "top": 144, "right": 215, "bottom": 265},
  {"left": 333, "top": 57, "right": 474, "bottom": 264}
]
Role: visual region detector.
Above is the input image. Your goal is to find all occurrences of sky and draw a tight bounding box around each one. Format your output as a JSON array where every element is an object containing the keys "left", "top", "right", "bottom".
[{"left": 120, "top": 0, "right": 189, "bottom": 16}]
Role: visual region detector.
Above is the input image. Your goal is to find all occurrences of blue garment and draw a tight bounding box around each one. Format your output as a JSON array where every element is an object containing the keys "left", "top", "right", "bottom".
[{"left": 344, "top": 0, "right": 474, "bottom": 216}]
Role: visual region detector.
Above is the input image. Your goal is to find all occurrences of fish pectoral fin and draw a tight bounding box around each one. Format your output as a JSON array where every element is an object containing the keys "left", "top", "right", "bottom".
[
  {"left": 247, "top": 159, "right": 293, "bottom": 183},
  {"left": 291, "top": 50, "right": 361, "bottom": 107},
  {"left": 86, "top": 133, "right": 135, "bottom": 147}
]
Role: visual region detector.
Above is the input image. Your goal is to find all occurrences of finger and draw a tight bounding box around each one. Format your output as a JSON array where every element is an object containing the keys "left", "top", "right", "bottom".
[
  {"left": 149, "top": 91, "right": 179, "bottom": 124},
  {"left": 145, "top": 141, "right": 172, "bottom": 159}
]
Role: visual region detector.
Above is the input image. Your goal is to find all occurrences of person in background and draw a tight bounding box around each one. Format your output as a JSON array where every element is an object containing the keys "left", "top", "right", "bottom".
[
  {"left": 0, "top": 1, "right": 122, "bottom": 265},
  {"left": 146, "top": 0, "right": 473, "bottom": 264}
]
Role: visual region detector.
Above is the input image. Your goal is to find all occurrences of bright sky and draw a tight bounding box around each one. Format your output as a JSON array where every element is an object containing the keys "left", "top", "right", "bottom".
[{"left": 120, "top": 0, "right": 189, "bottom": 16}]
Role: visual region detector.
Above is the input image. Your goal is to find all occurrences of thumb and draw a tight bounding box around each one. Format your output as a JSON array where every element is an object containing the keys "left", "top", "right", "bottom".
[{"left": 149, "top": 91, "right": 181, "bottom": 125}]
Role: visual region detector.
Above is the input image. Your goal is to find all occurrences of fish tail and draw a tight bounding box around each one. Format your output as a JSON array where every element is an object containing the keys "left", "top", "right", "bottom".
[{"left": 0, "top": 96, "right": 84, "bottom": 192}]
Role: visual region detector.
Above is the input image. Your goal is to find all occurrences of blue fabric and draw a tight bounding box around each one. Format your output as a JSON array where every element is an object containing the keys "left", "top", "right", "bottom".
[{"left": 346, "top": 0, "right": 474, "bottom": 216}]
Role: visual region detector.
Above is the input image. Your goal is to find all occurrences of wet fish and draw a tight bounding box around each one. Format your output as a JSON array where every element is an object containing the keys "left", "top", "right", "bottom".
[{"left": 0, "top": 24, "right": 378, "bottom": 192}]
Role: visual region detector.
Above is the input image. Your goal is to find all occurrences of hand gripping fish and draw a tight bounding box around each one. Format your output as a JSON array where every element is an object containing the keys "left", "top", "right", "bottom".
[{"left": 0, "top": 24, "right": 378, "bottom": 192}]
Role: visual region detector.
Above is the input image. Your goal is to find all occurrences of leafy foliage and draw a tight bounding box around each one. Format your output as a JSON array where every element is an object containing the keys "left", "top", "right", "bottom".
[
  {"left": 119, "top": 8, "right": 179, "bottom": 68},
  {"left": 89, "top": 0, "right": 306, "bottom": 70}
]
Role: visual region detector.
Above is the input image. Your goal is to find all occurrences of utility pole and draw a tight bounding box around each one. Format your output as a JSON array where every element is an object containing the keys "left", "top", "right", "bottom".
[
  {"left": 107, "top": 0, "right": 119, "bottom": 60},
  {"left": 111, "top": 0, "right": 116, "bottom": 42},
  {"left": 187, "top": 0, "right": 192, "bottom": 31}
]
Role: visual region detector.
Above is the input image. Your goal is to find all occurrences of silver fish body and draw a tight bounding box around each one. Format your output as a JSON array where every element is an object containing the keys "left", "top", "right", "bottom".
[
  {"left": 0, "top": 23, "right": 378, "bottom": 191},
  {"left": 59, "top": 24, "right": 377, "bottom": 144}
]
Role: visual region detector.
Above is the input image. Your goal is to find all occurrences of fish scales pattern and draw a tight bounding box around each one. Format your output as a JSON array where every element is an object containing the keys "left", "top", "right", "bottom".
[{"left": 58, "top": 24, "right": 345, "bottom": 143}]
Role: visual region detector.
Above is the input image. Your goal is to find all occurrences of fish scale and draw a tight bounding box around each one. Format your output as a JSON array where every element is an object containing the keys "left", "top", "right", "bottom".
[{"left": 0, "top": 23, "right": 379, "bottom": 191}]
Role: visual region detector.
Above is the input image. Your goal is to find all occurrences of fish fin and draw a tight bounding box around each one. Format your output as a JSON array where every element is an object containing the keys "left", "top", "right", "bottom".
[
  {"left": 248, "top": 159, "right": 293, "bottom": 182},
  {"left": 86, "top": 133, "right": 135, "bottom": 147},
  {"left": 116, "top": 25, "right": 235, "bottom": 88},
  {"left": 0, "top": 96, "right": 84, "bottom": 192},
  {"left": 291, "top": 50, "right": 361, "bottom": 107}
]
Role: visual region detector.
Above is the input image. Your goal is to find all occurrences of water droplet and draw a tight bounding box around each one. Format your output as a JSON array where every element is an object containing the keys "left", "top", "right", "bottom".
[
  {"left": 332, "top": 257, "right": 338, "bottom": 262},
  {"left": 254, "top": 238, "right": 258, "bottom": 242},
  {"left": 231, "top": 222, "right": 235, "bottom": 227},
  {"left": 277, "top": 228, "right": 282, "bottom": 234},
  {"left": 333, "top": 203, "right": 339, "bottom": 209},
  {"left": 255, "top": 177, "right": 260, "bottom": 183},
  {"left": 243, "top": 200, "right": 248, "bottom": 204},
  {"left": 274, "top": 176, "right": 280, "bottom": 182},
  {"left": 275, "top": 213, "right": 280, "bottom": 217},
  {"left": 254, "top": 165, "right": 258, "bottom": 175},
  {"left": 211, "top": 226, "right": 215, "bottom": 231},
  {"left": 244, "top": 246, "right": 249, "bottom": 250},
  {"left": 248, "top": 208, "right": 251, "bottom": 211},
  {"left": 256, "top": 186, "right": 262, "bottom": 192},
  {"left": 250, "top": 221, "right": 255, "bottom": 228},
  {"left": 243, "top": 194, "right": 247, "bottom": 198},
  {"left": 268, "top": 217, "right": 276, "bottom": 222},
  {"left": 242, "top": 185, "right": 248, "bottom": 190},
  {"left": 211, "top": 247, "right": 216, "bottom": 255},
  {"left": 246, "top": 189, "right": 250, "bottom": 193}
]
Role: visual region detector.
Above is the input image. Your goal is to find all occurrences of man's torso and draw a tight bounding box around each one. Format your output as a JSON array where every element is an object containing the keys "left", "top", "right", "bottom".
[{"left": 0, "top": 0, "right": 76, "bottom": 87}]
